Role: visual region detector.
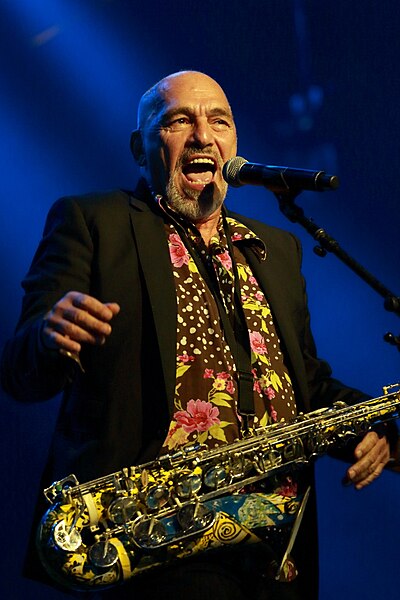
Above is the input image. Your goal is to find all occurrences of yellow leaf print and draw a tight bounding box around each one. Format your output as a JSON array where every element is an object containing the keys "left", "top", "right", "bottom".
[
  {"left": 176, "top": 365, "right": 191, "bottom": 379},
  {"left": 188, "top": 260, "right": 198, "bottom": 273},
  {"left": 257, "top": 353, "right": 271, "bottom": 366},
  {"left": 270, "top": 371, "right": 283, "bottom": 392},
  {"left": 242, "top": 300, "right": 261, "bottom": 312},
  {"left": 210, "top": 398, "right": 231, "bottom": 408},
  {"left": 209, "top": 392, "right": 232, "bottom": 407},
  {"left": 284, "top": 372, "right": 292, "bottom": 384},
  {"left": 197, "top": 431, "right": 208, "bottom": 444},
  {"left": 226, "top": 218, "right": 251, "bottom": 234},
  {"left": 166, "top": 426, "right": 189, "bottom": 450},
  {"left": 208, "top": 424, "right": 228, "bottom": 443},
  {"left": 237, "top": 264, "right": 248, "bottom": 282},
  {"left": 174, "top": 399, "right": 184, "bottom": 411},
  {"left": 218, "top": 421, "right": 231, "bottom": 428},
  {"left": 261, "top": 320, "right": 270, "bottom": 334},
  {"left": 261, "top": 306, "right": 272, "bottom": 319}
]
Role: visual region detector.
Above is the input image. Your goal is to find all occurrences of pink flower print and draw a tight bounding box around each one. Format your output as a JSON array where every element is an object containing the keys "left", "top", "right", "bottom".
[
  {"left": 232, "top": 232, "right": 243, "bottom": 241},
  {"left": 249, "top": 275, "right": 257, "bottom": 285},
  {"left": 265, "top": 386, "right": 276, "bottom": 400},
  {"left": 217, "top": 250, "right": 232, "bottom": 271},
  {"left": 226, "top": 379, "right": 235, "bottom": 395},
  {"left": 203, "top": 368, "right": 214, "bottom": 379},
  {"left": 169, "top": 233, "right": 189, "bottom": 267},
  {"left": 255, "top": 291, "right": 264, "bottom": 302},
  {"left": 253, "top": 379, "right": 262, "bottom": 394},
  {"left": 216, "top": 371, "right": 230, "bottom": 380},
  {"left": 270, "top": 403, "right": 278, "bottom": 422},
  {"left": 249, "top": 331, "right": 268, "bottom": 355},
  {"left": 175, "top": 399, "right": 220, "bottom": 433},
  {"left": 178, "top": 354, "right": 194, "bottom": 363}
]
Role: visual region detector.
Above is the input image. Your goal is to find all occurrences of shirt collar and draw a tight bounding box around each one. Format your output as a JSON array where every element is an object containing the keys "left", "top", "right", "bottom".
[
  {"left": 155, "top": 193, "right": 267, "bottom": 262},
  {"left": 225, "top": 216, "right": 267, "bottom": 261}
]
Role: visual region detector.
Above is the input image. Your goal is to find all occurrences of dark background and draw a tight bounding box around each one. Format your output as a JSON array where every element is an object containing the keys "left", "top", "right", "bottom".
[{"left": 1, "top": 1, "right": 399, "bottom": 598}]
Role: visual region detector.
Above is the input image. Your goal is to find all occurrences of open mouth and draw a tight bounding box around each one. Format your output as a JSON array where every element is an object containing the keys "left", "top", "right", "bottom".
[{"left": 181, "top": 157, "right": 217, "bottom": 190}]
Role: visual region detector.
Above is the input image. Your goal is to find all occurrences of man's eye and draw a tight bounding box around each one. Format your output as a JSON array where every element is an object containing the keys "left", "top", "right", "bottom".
[
  {"left": 211, "top": 119, "right": 230, "bottom": 130},
  {"left": 168, "top": 117, "right": 191, "bottom": 130}
]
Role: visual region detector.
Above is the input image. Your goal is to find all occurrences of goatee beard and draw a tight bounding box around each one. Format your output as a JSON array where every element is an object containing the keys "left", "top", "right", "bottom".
[{"left": 166, "top": 172, "right": 227, "bottom": 222}]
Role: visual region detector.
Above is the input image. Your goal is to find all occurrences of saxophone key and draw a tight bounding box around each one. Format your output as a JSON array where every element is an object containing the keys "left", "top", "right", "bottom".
[
  {"left": 88, "top": 539, "right": 119, "bottom": 568},
  {"left": 52, "top": 519, "right": 82, "bottom": 552},
  {"left": 133, "top": 516, "right": 167, "bottom": 548},
  {"left": 283, "top": 439, "right": 304, "bottom": 462},
  {"left": 108, "top": 497, "right": 140, "bottom": 525},
  {"left": 141, "top": 468, "right": 149, "bottom": 488},
  {"left": 145, "top": 484, "right": 170, "bottom": 510},
  {"left": 258, "top": 449, "right": 283, "bottom": 472},
  {"left": 203, "top": 464, "right": 228, "bottom": 489},
  {"left": 174, "top": 472, "right": 202, "bottom": 500},
  {"left": 228, "top": 453, "right": 254, "bottom": 479},
  {"left": 177, "top": 502, "right": 215, "bottom": 531}
]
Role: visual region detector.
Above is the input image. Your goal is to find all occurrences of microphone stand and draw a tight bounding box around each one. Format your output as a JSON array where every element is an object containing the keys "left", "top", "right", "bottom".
[{"left": 274, "top": 190, "right": 400, "bottom": 351}]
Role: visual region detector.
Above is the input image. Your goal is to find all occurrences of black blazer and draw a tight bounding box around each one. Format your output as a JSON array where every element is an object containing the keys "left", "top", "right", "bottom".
[{"left": 1, "top": 183, "right": 366, "bottom": 484}]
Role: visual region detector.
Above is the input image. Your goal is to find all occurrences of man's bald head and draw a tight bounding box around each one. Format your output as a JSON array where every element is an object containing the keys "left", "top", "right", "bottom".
[{"left": 137, "top": 71, "right": 233, "bottom": 130}]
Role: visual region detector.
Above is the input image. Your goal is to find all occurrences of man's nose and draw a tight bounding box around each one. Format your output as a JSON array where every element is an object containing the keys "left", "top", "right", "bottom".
[{"left": 189, "top": 118, "right": 214, "bottom": 147}]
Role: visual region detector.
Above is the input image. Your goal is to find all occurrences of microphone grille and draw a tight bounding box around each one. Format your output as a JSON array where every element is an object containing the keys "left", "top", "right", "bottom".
[{"left": 222, "top": 156, "right": 248, "bottom": 187}]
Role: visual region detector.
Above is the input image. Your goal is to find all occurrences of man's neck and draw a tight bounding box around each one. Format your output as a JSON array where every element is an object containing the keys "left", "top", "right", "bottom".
[{"left": 193, "top": 209, "right": 221, "bottom": 247}]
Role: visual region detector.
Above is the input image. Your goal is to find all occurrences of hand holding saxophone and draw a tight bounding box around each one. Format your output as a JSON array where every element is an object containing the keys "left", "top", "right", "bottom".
[
  {"left": 347, "top": 431, "right": 391, "bottom": 489},
  {"left": 41, "top": 291, "right": 120, "bottom": 356}
]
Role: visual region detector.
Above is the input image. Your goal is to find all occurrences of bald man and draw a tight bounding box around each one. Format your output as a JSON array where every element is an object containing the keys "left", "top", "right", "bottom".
[{"left": 1, "top": 71, "right": 392, "bottom": 600}]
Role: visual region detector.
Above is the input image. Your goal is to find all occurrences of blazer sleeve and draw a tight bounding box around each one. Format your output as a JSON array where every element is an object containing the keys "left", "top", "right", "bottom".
[
  {"left": 288, "top": 233, "right": 398, "bottom": 452},
  {"left": 1, "top": 197, "right": 94, "bottom": 401}
]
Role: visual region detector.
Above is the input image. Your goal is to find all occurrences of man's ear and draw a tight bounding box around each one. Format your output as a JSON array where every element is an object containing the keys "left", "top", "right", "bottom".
[{"left": 130, "top": 130, "right": 146, "bottom": 166}]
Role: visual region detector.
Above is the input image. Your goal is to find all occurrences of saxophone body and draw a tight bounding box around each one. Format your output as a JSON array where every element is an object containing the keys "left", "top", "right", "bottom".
[{"left": 37, "top": 386, "right": 400, "bottom": 591}]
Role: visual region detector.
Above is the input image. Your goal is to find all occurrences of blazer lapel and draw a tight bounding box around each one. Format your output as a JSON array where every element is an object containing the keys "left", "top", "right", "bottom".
[{"left": 129, "top": 199, "right": 177, "bottom": 415}]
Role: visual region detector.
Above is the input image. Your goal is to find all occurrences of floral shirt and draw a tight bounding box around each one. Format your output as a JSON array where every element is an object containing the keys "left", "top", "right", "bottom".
[{"left": 161, "top": 216, "right": 297, "bottom": 454}]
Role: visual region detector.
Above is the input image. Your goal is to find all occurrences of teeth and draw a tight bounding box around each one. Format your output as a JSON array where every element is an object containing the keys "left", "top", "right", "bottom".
[{"left": 188, "top": 158, "right": 215, "bottom": 165}]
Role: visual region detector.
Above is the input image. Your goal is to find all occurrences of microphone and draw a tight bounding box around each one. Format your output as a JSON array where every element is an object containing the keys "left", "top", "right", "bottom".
[{"left": 223, "top": 156, "right": 339, "bottom": 192}]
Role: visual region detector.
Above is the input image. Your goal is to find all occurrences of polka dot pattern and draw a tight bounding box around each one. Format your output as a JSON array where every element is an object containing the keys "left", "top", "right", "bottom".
[{"left": 161, "top": 217, "right": 296, "bottom": 454}]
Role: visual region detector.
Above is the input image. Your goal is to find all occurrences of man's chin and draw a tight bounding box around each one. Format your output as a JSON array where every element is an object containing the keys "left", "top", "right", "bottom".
[{"left": 167, "top": 182, "right": 224, "bottom": 221}]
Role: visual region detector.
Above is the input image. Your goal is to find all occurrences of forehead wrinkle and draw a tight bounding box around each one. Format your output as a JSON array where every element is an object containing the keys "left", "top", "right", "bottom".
[{"left": 159, "top": 105, "right": 234, "bottom": 123}]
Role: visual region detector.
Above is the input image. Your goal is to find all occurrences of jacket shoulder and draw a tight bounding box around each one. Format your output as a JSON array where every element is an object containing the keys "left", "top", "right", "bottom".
[
  {"left": 52, "top": 189, "right": 133, "bottom": 213},
  {"left": 227, "top": 209, "right": 301, "bottom": 252},
  {"left": 44, "top": 189, "right": 156, "bottom": 231}
]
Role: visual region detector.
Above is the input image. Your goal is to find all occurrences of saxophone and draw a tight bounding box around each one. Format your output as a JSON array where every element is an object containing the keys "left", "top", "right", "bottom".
[{"left": 37, "top": 385, "right": 400, "bottom": 591}]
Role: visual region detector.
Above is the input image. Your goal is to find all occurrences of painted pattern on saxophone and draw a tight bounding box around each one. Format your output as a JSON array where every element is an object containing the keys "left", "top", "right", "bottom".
[{"left": 37, "top": 386, "right": 400, "bottom": 591}]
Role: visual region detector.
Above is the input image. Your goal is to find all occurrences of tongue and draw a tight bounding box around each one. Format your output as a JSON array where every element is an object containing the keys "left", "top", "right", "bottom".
[{"left": 184, "top": 169, "right": 213, "bottom": 184}]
